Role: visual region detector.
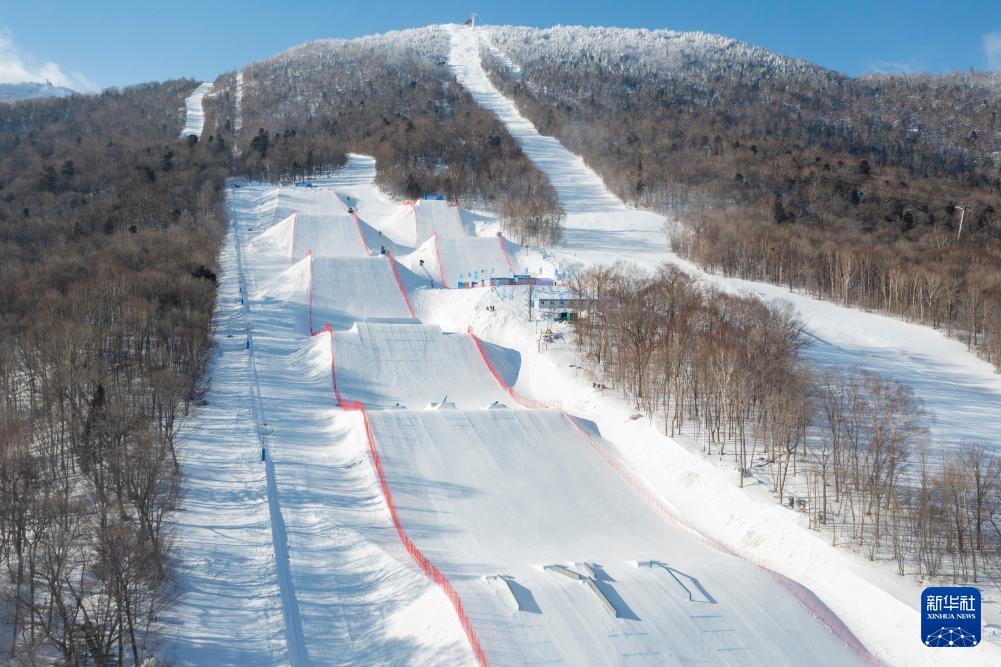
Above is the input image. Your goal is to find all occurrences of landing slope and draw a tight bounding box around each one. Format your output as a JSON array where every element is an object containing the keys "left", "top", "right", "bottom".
[
  {"left": 413, "top": 199, "right": 471, "bottom": 243},
  {"left": 367, "top": 408, "right": 864, "bottom": 666},
  {"left": 325, "top": 322, "right": 513, "bottom": 408},
  {"left": 308, "top": 255, "right": 417, "bottom": 331}
]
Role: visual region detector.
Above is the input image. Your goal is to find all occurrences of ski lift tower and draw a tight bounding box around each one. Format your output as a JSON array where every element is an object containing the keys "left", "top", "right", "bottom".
[{"left": 465, "top": 13, "right": 479, "bottom": 27}]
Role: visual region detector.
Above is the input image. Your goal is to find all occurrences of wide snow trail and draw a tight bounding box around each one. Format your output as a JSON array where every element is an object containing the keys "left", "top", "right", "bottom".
[
  {"left": 233, "top": 205, "right": 311, "bottom": 665},
  {"left": 180, "top": 82, "right": 213, "bottom": 139},
  {"left": 447, "top": 26, "right": 669, "bottom": 271},
  {"left": 166, "top": 190, "right": 290, "bottom": 665}
]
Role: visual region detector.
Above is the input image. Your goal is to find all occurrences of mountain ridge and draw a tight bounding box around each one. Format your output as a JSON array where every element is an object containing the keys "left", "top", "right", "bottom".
[{"left": 0, "top": 81, "right": 76, "bottom": 103}]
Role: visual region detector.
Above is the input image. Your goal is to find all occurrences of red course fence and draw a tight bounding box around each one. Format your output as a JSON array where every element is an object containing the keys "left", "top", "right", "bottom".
[
  {"left": 311, "top": 323, "right": 343, "bottom": 406},
  {"left": 495, "top": 233, "right": 516, "bottom": 275},
  {"left": 340, "top": 399, "right": 490, "bottom": 667},
  {"left": 306, "top": 251, "right": 316, "bottom": 335},
  {"left": 385, "top": 252, "right": 417, "bottom": 319},
  {"left": 332, "top": 191, "right": 373, "bottom": 257},
  {"left": 312, "top": 310, "right": 489, "bottom": 663},
  {"left": 466, "top": 326, "right": 561, "bottom": 410}
]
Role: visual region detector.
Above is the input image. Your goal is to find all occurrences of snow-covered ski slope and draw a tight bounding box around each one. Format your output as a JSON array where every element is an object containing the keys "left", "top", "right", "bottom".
[
  {"left": 406, "top": 235, "right": 519, "bottom": 287},
  {"left": 172, "top": 178, "right": 475, "bottom": 665},
  {"left": 165, "top": 190, "right": 288, "bottom": 664},
  {"left": 172, "top": 156, "right": 872, "bottom": 665},
  {"left": 448, "top": 27, "right": 669, "bottom": 272},
  {"left": 366, "top": 407, "right": 861, "bottom": 665},
  {"left": 257, "top": 211, "right": 372, "bottom": 260},
  {"left": 327, "top": 322, "right": 512, "bottom": 408},
  {"left": 448, "top": 23, "right": 1001, "bottom": 461},
  {"left": 180, "top": 82, "right": 213, "bottom": 139},
  {"left": 308, "top": 255, "right": 418, "bottom": 330},
  {"left": 413, "top": 198, "right": 472, "bottom": 242},
  {"left": 444, "top": 24, "right": 1001, "bottom": 665}
]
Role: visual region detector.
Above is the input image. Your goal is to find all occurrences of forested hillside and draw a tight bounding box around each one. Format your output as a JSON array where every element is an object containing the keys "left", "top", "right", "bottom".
[
  {"left": 0, "top": 81, "right": 229, "bottom": 663},
  {"left": 482, "top": 25, "right": 1001, "bottom": 368},
  {"left": 4, "top": 22, "right": 1001, "bottom": 663},
  {"left": 0, "top": 28, "right": 568, "bottom": 662},
  {"left": 207, "top": 27, "right": 563, "bottom": 245}
]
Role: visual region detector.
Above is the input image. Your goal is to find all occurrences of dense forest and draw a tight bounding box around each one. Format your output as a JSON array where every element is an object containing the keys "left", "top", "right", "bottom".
[
  {"left": 572, "top": 264, "right": 1001, "bottom": 587},
  {"left": 482, "top": 25, "right": 1001, "bottom": 369},
  {"left": 206, "top": 27, "right": 563, "bottom": 246},
  {"left": 0, "top": 28, "right": 567, "bottom": 663},
  {"left": 0, "top": 81, "right": 230, "bottom": 663}
]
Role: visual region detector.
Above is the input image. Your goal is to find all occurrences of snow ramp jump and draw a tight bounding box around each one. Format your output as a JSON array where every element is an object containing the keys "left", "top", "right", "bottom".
[
  {"left": 307, "top": 255, "right": 417, "bottom": 332},
  {"left": 410, "top": 198, "right": 472, "bottom": 244},
  {"left": 408, "top": 234, "right": 519, "bottom": 287},
  {"left": 321, "top": 322, "right": 515, "bottom": 409}
]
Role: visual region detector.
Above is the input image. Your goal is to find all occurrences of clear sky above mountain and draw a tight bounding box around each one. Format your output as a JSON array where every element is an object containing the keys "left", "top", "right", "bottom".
[{"left": 2, "top": 0, "right": 999, "bottom": 89}]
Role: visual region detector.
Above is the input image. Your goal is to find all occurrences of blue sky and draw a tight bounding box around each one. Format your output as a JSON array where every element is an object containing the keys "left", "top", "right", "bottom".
[{"left": 1, "top": 0, "right": 999, "bottom": 89}]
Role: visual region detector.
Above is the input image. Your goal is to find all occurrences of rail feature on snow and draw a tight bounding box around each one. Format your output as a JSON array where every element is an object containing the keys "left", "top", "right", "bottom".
[
  {"left": 640, "top": 561, "right": 717, "bottom": 604},
  {"left": 562, "top": 413, "right": 878, "bottom": 665}
]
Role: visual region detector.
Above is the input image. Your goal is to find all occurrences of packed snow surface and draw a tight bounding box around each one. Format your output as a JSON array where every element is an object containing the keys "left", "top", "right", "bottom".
[
  {"left": 448, "top": 26, "right": 670, "bottom": 272},
  {"left": 406, "top": 235, "right": 519, "bottom": 287},
  {"left": 366, "top": 407, "right": 861, "bottom": 665},
  {"left": 412, "top": 199, "right": 473, "bottom": 243},
  {"left": 327, "top": 322, "right": 512, "bottom": 408}
]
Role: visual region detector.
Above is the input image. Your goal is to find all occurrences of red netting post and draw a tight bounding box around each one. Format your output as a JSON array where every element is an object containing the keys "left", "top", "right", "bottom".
[
  {"left": 385, "top": 252, "right": 417, "bottom": 318},
  {"left": 342, "top": 400, "right": 489, "bottom": 665}
]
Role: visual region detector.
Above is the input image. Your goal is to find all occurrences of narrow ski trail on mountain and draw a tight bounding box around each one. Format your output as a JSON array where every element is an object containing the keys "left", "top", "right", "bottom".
[{"left": 447, "top": 26, "right": 670, "bottom": 272}]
